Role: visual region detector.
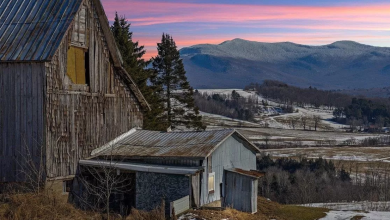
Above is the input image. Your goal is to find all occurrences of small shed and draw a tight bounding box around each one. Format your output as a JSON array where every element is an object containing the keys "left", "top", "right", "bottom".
[
  {"left": 77, "top": 128, "right": 262, "bottom": 215},
  {"left": 224, "top": 168, "right": 265, "bottom": 213}
]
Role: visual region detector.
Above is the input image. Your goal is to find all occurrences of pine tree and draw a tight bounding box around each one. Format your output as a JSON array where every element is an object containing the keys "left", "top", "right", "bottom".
[
  {"left": 151, "top": 34, "right": 205, "bottom": 131},
  {"left": 111, "top": 13, "right": 165, "bottom": 131}
]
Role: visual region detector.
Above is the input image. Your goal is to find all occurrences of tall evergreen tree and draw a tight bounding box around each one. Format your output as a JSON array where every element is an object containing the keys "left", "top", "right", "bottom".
[
  {"left": 110, "top": 13, "right": 149, "bottom": 92},
  {"left": 111, "top": 13, "right": 165, "bottom": 131},
  {"left": 151, "top": 34, "right": 205, "bottom": 131}
]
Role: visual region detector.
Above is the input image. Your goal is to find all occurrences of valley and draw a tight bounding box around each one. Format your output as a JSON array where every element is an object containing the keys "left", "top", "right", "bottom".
[{"left": 199, "top": 89, "right": 390, "bottom": 179}]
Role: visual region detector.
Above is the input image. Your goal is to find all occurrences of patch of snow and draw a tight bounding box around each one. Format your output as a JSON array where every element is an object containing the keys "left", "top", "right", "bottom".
[
  {"left": 303, "top": 201, "right": 390, "bottom": 211},
  {"left": 178, "top": 213, "right": 205, "bottom": 220},
  {"left": 320, "top": 211, "right": 390, "bottom": 220}
]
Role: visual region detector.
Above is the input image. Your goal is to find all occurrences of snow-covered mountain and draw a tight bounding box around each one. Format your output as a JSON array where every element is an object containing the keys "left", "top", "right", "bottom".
[{"left": 180, "top": 39, "right": 390, "bottom": 89}]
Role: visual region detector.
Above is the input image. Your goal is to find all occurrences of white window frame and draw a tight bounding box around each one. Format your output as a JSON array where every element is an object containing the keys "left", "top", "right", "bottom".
[{"left": 208, "top": 172, "right": 215, "bottom": 193}]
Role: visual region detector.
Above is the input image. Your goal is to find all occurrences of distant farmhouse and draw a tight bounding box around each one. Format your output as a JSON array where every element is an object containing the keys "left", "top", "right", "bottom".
[
  {"left": 0, "top": 0, "right": 262, "bottom": 217},
  {"left": 79, "top": 129, "right": 263, "bottom": 215},
  {"left": 0, "top": 0, "right": 148, "bottom": 183}
]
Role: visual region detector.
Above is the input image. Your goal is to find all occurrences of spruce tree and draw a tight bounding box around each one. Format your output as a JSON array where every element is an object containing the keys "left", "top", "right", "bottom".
[
  {"left": 111, "top": 13, "right": 166, "bottom": 131},
  {"left": 111, "top": 13, "right": 149, "bottom": 92},
  {"left": 151, "top": 34, "right": 205, "bottom": 131}
]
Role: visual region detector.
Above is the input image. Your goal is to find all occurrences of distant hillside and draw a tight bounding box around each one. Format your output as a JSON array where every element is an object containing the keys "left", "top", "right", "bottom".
[{"left": 180, "top": 39, "right": 390, "bottom": 90}]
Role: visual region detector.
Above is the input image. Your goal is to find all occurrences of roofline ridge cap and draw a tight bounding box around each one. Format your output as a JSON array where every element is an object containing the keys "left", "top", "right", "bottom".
[{"left": 91, "top": 127, "right": 138, "bottom": 156}]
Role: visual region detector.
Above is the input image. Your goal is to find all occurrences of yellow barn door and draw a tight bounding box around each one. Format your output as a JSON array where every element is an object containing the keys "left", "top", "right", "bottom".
[{"left": 67, "top": 46, "right": 86, "bottom": 84}]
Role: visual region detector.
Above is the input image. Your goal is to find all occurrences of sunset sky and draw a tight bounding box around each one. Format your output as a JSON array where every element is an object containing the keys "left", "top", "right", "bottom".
[{"left": 101, "top": 0, "right": 390, "bottom": 59}]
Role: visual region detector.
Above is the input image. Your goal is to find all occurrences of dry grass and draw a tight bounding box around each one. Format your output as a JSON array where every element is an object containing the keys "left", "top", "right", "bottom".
[
  {"left": 350, "top": 215, "right": 365, "bottom": 220},
  {"left": 0, "top": 193, "right": 99, "bottom": 220},
  {"left": 126, "top": 201, "right": 165, "bottom": 220},
  {"left": 0, "top": 192, "right": 327, "bottom": 220},
  {"left": 0, "top": 191, "right": 168, "bottom": 220},
  {"left": 275, "top": 205, "right": 328, "bottom": 220},
  {"left": 186, "top": 197, "right": 328, "bottom": 220}
]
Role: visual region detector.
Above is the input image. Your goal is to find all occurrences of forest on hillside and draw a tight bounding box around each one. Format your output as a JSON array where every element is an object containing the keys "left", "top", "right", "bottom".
[
  {"left": 247, "top": 80, "right": 390, "bottom": 130},
  {"left": 194, "top": 90, "right": 258, "bottom": 121},
  {"left": 258, "top": 155, "right": 390, "bottom": 205}
]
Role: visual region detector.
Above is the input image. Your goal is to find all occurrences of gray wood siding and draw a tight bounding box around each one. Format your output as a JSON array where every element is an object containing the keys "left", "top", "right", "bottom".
[
  {"left": 200, "top": 135, "right": 256, "bottom": 206},
  {"left": 0, "top": 63, "right": 45, "bottom": 182},
  {"left": 224, "top": 171, "right": 257, "bottom": 213},
  {"left": 44, "top": 0, "right": 143, "bottom": 179}
]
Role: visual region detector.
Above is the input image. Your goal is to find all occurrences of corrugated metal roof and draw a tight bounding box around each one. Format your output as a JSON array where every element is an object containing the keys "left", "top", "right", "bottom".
[
  {"left": 79, "top": 160, "right": 203, "bottom": 175},
  {"left": 91, "top": 129, "right": 237, "bottom": 158},
  {"left": 0, "top": 0, "right": 82, "bottom": 61}
]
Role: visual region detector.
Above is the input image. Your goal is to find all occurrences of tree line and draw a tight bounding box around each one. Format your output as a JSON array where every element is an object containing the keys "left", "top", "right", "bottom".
[
  {"left": 193, "top": 90, "right": 258, "bottom": 121},
  {"left": 334, "top": 98, "right": 390, "bottom": 130},
  {"left": 257, "top": 155, "right": 390, "bottom": 205},
  {"left": 111, "top": 14, "right": 204, "bottom": 131},
  {"left": 246, "top": 80, "right": 352, "bottom": 108},
  {"left": 247, "top": 80, "right": 390, "bottom": 131}
]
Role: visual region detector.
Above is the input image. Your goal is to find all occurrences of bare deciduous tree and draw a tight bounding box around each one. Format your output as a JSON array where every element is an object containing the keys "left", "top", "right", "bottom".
[
  {"left": 313, "top": 115, "right": 321, "bottom": 131},
  {"left": 290, "top": 117, "right": 299, "bottom": 129},
  {"left": 76, "top": 147, "right": 133, "bottom": 220},
  {"left": 17, "top": 138, "right": 47, "bottom": 194},
  {"left": 301, "top": 116, "right": 308, "bottom": 130}
]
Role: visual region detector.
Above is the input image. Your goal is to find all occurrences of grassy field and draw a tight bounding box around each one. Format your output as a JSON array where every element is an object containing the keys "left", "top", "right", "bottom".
[{"left": 182, "top": 197, "right": 328, "bottom": 220}]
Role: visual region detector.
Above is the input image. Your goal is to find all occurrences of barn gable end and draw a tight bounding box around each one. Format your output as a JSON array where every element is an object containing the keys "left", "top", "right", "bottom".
[{"left": 45, "top": 0, "right": 145, "bottom": 178}]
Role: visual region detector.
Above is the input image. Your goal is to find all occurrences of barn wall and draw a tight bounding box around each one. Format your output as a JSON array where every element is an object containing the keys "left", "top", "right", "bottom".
[
  {"left": 200, "top": 135, "right": 257, "bottom": 206},
  {"left": 45, "top": 0, "right": 143, "bottom": 179},
  {"left": 0, "top": 63, "right": 45, "bottom": 182},
  {"left": 135, "top": 172, "right": 190, "bottom": 215}
]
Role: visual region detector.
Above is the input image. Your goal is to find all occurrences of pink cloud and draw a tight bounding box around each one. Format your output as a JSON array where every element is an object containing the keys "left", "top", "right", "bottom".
[
  {"left": 103, "top": 1, "right": 390, "bottom": 27},
  {"left": 102, "top": 1, "right": 390, "bottom": 59}
]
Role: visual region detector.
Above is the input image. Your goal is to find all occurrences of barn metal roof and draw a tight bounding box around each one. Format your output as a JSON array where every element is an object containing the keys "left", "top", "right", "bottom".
[
  {"left": 0, "top": 0, "right": 83, "bottom": 61},
  {"left": 91, "top": 128, "right": 259, "bottom": 158},
  {"left": 0, "top": 0, "right": 150, "bottom": 110}
]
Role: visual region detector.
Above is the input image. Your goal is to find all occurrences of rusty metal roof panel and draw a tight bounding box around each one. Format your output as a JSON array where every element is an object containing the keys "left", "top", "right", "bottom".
[
  {"left": 226, "top": 168, "right": 265, "bottom": 178},
  {"left": 0, "top": 0, "right": 82, "bottom": 61},
  {"left": 92, "top": 129, "right": 236, "bottom": 158}
]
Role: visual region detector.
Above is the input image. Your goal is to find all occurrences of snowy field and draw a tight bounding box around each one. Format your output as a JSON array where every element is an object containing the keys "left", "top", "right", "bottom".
[
  {"left": 262, "top": 147, "right": 390, "bottom": 163},
  {"left": 198, "top": 89, "right": 348, "bottom": 131},
  {"left": 303, "top": 202, "right": 390, "bottom": 220},
  {"left": 320, "top": 211, "right": 390, "bottom": 220},
  {"left": 192, "top": 89, "right": 387, "bottom": 148}
]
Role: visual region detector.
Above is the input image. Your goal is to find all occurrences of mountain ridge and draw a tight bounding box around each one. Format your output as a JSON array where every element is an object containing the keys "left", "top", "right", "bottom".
[{"left": 180, "top": 39, "right": 390, "bottom": 90}]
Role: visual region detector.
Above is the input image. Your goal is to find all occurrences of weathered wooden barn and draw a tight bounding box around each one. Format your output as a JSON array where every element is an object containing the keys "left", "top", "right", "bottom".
[
  {"left": 0, "top": 0, "right": 149, "bottom": 183},
  {"left": 79, "top": 129, "right": 263, "bottom": 215}
]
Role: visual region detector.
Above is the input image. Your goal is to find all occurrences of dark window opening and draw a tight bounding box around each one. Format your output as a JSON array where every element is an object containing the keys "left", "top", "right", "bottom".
[{"left": 85, "top": 51, "right": 90, "bottom": 86}]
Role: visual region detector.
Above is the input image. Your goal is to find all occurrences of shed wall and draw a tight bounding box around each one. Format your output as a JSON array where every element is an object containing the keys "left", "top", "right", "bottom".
[
  {"left": 200, "top": 135, "right": 256, "bottom": 206},
  {"left": 0, "top": 63, "right": 45, "bottom": 182},
  {"left": 224, "top": 171, "right": 256, "bottom": 213},
  {"left": 45, "top": 0, "right": 143, "bottom": 179},
  {"left": 135, "top": 172, "right": 190, "bottom": 215}
]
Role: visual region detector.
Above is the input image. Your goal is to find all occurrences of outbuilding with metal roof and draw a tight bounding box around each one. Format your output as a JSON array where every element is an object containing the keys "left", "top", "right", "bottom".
[{"left": 76, "top": 128, "right": 263, "bottom": 216}]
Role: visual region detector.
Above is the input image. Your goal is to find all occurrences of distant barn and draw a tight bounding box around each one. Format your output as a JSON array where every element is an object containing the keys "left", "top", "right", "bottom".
[{"left": 0, "top": 0, "right": 149, "bottom": 186}]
